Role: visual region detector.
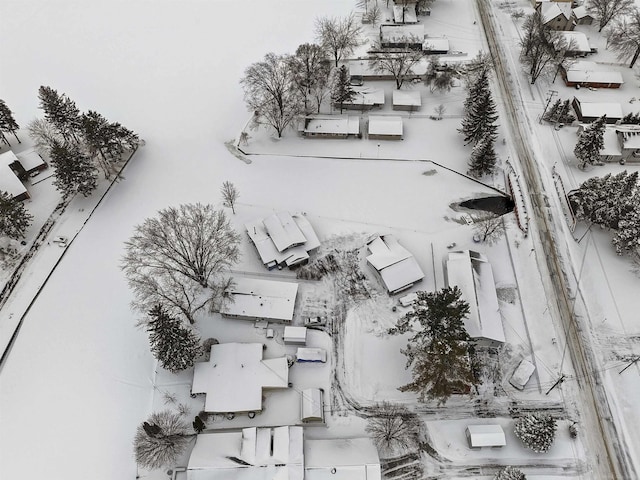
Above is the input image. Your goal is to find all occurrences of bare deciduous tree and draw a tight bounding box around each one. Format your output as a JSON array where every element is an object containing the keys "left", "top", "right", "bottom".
[
  {"left": 315, "top": 14, "right": 363, "bottom": 67},
  {"left": 134, "top": 410, "right": 192, "bottom": 470},
  {"left": 520, "top": 11, "right": 564, "bottom": 84},
  {"left": 425, "top": 57, "right": 459, "bottom": 92},
  {"left": 122, "top": 204, "right": 240, "bottom": 323},
  {"left": 371, "top": 44, "right": 424, "bottom": 90},
  {"left": 473, "top": 214, "right": 506, "bottom": 244},
  {"left": 364, "top": 0, "right": 383, "bottom": 26},
  {"left": 433, "top": 104, "right": 446, "bottom": 119},
  {"left": 27, "top": 118, "right": 62, "bottom": 156},
  {"left": 241, "top": 53, "right": 303, "bottom": 138},
  {"left": 606, "top": 8, "right": 640, "bottom": 68},
  {"left": 288, "top": 43, "right": 331, "bottom": 113},
  {"left": 220, "top": 181, "right": 239, "bottom": 214},
  {"left": 589, "top": 0, "right": 634, "bottom": 32},
  {"left": 365, "top": 402, "right": 420, "bottom": 455}
]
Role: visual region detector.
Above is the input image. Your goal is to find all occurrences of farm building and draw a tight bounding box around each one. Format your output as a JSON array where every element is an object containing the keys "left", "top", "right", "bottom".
[
  {"left": 220, "top": 277, "right": 298, "bottom": 323},
  {"left": 342, "top": 87, "right": 385, "bottom": 110},
  {"left": 393, "top": 3, "right": 417, "bottom": 23},
  {"left": 366, "top": 234, "right": 424, "bottom": 294},
  {"left": 572, "top": 97, "right": 622, "bottom": 124},
  {"left": 192, "top": 343, "right": 289, "bottom": 413},
  {"left": 0, "top": 151, "right": 29, "bottom": 201},
  {"left": 392, "top": 90, "right": 422, "bottom": 111},
  {"left": 187, "top": 426, "right": 304, "bottom": 478},
  {"left": 301, "top": 116, "right": 360, "bottom": 139},
  {"left": 572, "top": 5, "right": 593, "bottom": 25},
  {"left": 368, "top": 116, "right": 403, "bottom": 140},
  {"left": 465, "top": 425, "right": 506, "bottom": 448},
  {"left": 423, "top": 37, "right": 450, "bottom": 54},
  {"left": 561, "top": 61, "right": 623, "bottom": 89},
  {"left": 445, "top": 250, "right": 505, "bottom": 347},
  {"left": 246, "top": 211, "right": 320, "bottom": 269},
  {"left": 380, "top": 24, "right": 424, "bottom": 49},
  {"left": 537, "top": 1, "right": 574, "bottom": 30}
]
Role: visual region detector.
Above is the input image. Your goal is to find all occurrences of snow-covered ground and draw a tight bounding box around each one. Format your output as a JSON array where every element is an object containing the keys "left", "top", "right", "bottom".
[{"left": 3, "top": 0, "right": 640, "bottom": 478}]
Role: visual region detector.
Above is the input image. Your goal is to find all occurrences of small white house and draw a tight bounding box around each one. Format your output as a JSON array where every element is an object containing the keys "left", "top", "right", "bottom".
[
  {"left": 284, "top": 326, "right": 307, "bottom": 345},
  {"left": 392, "top": 90, "right": 421, "bottom": 112},
  {"left": 301, "top": 388, "right": 325, "bottom": 423},
  {"left": 465, "top": 424, "right": 506, "bottom": 448},
  {"left": 368, "top": 116, "right": 403, "bottom": 140},
  {"left": 366, "top": 234, "right": 424, "bottom": 294},
  {"left": 302, "top": 116, "right": 360, "bottom": 138}
]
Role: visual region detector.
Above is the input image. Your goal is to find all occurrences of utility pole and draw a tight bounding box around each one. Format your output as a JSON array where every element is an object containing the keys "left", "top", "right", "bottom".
[
  {"left": 540, "top": 90, "right": 558, "bottom": 124},
  {"left": 545, "top": 374, "right": 565, "bottom": 395}
]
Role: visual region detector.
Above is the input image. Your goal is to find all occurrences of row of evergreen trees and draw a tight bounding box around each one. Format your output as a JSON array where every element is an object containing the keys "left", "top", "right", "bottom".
[
  {"left": 0, "top": 99, "right": 20, "bottom": 145},
  {"left": 543, "top": 98, "right": 575, "bottom": 124},
  {"left": 459, "top": 67, "right": 499, "bottom": 178}
]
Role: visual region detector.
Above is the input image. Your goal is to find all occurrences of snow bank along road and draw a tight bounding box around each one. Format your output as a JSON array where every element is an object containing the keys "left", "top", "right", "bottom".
[{"left": 477, "top": 0, "right": 634, "bottom": 478}]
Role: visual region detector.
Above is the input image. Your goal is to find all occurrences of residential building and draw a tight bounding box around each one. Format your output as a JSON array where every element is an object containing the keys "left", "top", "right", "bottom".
[
  {"left": 301, "top": 116, "right": 360, "bottom": 139},
  {"left": 220, "top": 277, "right": 299, "bottom": 323},
  {"left": 572, "top": 97, "right": 623, "bottom": 123},
  {"left": 572, "top": 5, "right": 593, "bottom": 25},
  {"left": 379, "top": 24, "right": 424, "bottom": 50},
  {"left": 616, "top": 125, "right": 640, "bottom": 163},
  {"left": 393, "top": 90, "right": 422, "bottom": 111},
  {"left": 16, "top": 149, "right": 48, "bottom": 176},
  {"left": 0, "top": 151, "right": 29, "bottom": 201},
  {"left": 349, "top": 58, "right": 429, "bottom": 82},
  {"left": 246, "top": 212, "right": 320, "bottom": 269},
  {"left": 192, "top": 343, "right": 289, "bottom": 413},
  {"left": 368, "top": 116, "right": 404, "bottom": 140},
  {"left": 342, "top": 87, "right": 385, "bottom": 111},
  {"left": 393, "top": 3, "right": 417, "bottom": 24},
  {"left": 537, "top": 1, "right": 575, "bottom": 30},
  {"left": 365, "top": 234, "right": 424, "bottom": 294},
  {"left": 561, "top": 61, "right": 623, "bottom": 88},
  {"left": 558, "top": 31, "right": 591, "bottom": 56},
  {"left": 422, "top": 37, "right": 449, "bottom": 54},
  {"left": 444, "top": 250, "right": 505, "bottom": 347}
]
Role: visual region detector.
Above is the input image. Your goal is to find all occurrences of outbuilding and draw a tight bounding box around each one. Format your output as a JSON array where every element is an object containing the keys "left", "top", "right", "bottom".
[
  {"left": 0, "top": 151, "right": 29, "bottom": 201},
  {"left": 572, "top": 6, "right": 594, "bottom": 25},
  {"left": 572, "top": 97, "right": 623, "bottom": 124},
  {"left": 301, "top": 388, "right": 325, "bottom": 423},
  {"left": 561, "top": 61, "right": 624, "bottom": 89},
  {"left": 302, "top": 116, "right": 360, "bottom": 138},
  {"left": 422, "top": 37, "right": 450, "bottom": 54},
  {"left": 283, "top": 326, "right": 308, "bottom": 345},
  {"left": 465, "top": 424, "right": 506, "bottom": 448},
  {"left": 392, "top": 90, "right": 422, "bottom": 112},
  {"left": 220, "top": 277, "right": 299, "bottom": 323},
  {"left": 368, "top": 116, "right": 403, "bottom": 140}
]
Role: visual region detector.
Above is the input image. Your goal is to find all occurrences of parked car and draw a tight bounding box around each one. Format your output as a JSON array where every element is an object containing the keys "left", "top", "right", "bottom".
[
  {"left": 52, "top": 236, "right": 68, "bottom": 247},
  {"left": 304, "top": 316, "right": 326, "bottom": 327}
]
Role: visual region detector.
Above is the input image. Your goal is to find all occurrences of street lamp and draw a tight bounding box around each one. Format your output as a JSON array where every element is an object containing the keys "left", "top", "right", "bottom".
[{"left": 377, "top": 143, "right": 380, "bottom": 158}]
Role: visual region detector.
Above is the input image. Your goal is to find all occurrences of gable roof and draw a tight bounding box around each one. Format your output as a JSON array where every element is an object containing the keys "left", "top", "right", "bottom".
[
  {"left": 540, "top": 1, "right": 572, "bottom": 22},
  {"left": 574, "top": 98, "right": 623, "bottom": 119},
  {"left": 572, "top": 5, "right": 591, "bottom": 19},
  {"left": 0, "top": 151, "right": 27, "bottom": 200},
  {"left": 393, "top": 90, "right": 421, "bottom": 107},
  {"left": 220, "top": 276, "right": 299, "bottom": 322},
  {"left": 366, "top": 235, "right": 424, "bottom": 293},
  {"left": 192, "top": 343, "right": 289, "bottom": 413},
  {"left": 565, "top": 61, "right": 624, "bottom": 85},
  {"left": 368, "top": 116, "right": 403, "bottom": 136},
  {"left": 445, "top": 250, "right": 505, "bottom": 344},
  {"left": 466, "top": 424, "right": 506, "bottom": 447}
]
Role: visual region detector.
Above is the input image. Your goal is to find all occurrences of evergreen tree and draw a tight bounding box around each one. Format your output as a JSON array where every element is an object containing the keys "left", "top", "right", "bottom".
[
  {"left": 622, "top": 112, "right": 640, "bottom": 125},
  {"left": 558, "top": 99, "right": 575, "bottom": 123},
  {"left": 543, "top": 99, "right": 561, "bottom": 122},
  {"left": 38, "top": 86, "right": 81, "bottom": 141},
  {"left": 494, "top": 466, "right": 527, "bottom": 480},
  {"left": 80, "top": 110, "right": 110, "bottom": 160},
  {"left": 49, "top": 140, "right": 97, "bottom": 198},
  {"left": 459, "top": 70, "right": 498, "bottom": 145},
  {"left": 0, "top": 191, "right": 33, "bottom": 240},
  {"left": 331, "top": 65, "right": 355, "bottom": 114},
  {"left": 0, "top": 99, "right": 21, "bottom": 144},
  {"left": 146, "top": 305, "right": 202, "bottom": 373},
  {"left": 468, "top": 136, "right": 497, "bottom": 178},
  {"left": 574, "top": 115, "right": 606, "bottom": 169},
  {"left": 388, "top": 287, "right": 476, "bottom": 405},
  {"left": 514, "top": 412, "right": 557, "bottom": 453},
  {"left": 613, "top": 191, "right": 640, "bottom": 254},
  {"left": 192, "top": 415, "right": 206, "bottom": 433}
]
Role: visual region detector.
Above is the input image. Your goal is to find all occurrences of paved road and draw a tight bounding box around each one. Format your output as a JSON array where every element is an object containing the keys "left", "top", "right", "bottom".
[{"left": 476, "top": 1, "right": 635, "bottom": 478}]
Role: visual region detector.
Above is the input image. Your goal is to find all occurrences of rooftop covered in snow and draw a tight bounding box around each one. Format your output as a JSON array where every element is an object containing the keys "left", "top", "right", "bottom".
[
  {"left": 192, "top": 343, "right": 289, "bottom": 413},
  {"left": 366, "top": 234, "right": 424, "bottom": 294},
  {"left": 0, "top": 151, "right": 28, "bottom": 200},
  {"left": 220, "top": 276, "right": 298, "bottom": 322},
  {"left": 445, "top": 250, "right": 505, "bottom": 347},
  {"left": 304, "top": 437, "right": 382, "bottom": 480}
]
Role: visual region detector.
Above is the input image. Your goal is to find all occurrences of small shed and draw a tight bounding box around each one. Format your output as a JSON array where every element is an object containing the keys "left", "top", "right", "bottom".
[
  {"left": 558, "top": 31, "right": 591, "bottom": 56},
  {"left": 301, "top": 388, "right": 324, "bottom": 423},
  {"left": 393, "top": 90, "right": 422, "bottom": 112},
  {"left": 509, "top": 359, "right": 536, "bottom": 390},
  {"left": 465, "top": 425, "right": 506, "bottom": 448},
  {"left": 283, "top": 326, "right": 307, "bottom": 345},
  {"left": 296, "top": 347, "right": 327, "bottom": 363},
  {"left": 368, "top": 116, "right": 403, "bottom": 140}
]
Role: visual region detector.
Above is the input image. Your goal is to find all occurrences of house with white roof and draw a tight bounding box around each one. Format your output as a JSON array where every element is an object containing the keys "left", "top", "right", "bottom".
[
  {"left": 246, "top": 212, "right": 321, "bottom": 269},
  {"left": 423, "top": 37, "right": 449, "bottom": 54},
  {"left": 561, "top": 61, "right": 623, "bottom": 89},
  {"left": 349, "top": 58, "right": 429, "bottom": 82},
  {"left": 220, "top": 276, "right": 298, "bottom": 323},
  {"left": 187, "top": 426, "right": 304, "bottom": 480},
  {"left": 577, "top": 123, "right": 626, "bottom": 163},
  {"left": 558, "top": 31, "right": 591, "bottom": 56},
  {"left": 537, "top": 1, "right": 574, "bottom": 30},
  {"left": 368, "top": 116, "right": 403, "bottom": 140},
  {"left": 302, "top": 116, "right": 360, "bottom": 139},
  {"left": 15, "top": 149, "right": 48, "bottom": 175},
  {"left": 392, "top": 90, "right": 421, "bottom": 112},
  {"left": 366, "top": 234, "right": 424, "bottom": 294},
  {"left": 572, "top": 97, "right": 623, "bottom": 124},
  {"left": 616, "top": 125, "right": 640, "bottom": 163},
  {"left": 187, "top": 427, "right": 381, "bottom": 480},
  {"left": 192, "top": 343, "right": 289, "bottom": 413},
  {"left": 572, "top": 5, "right": 594, "bottom": 25},
  {"left": 445, "top": 250, "right": 505, "bottom": 347},
  {"left": 342, "top": 87, "right": 385, "bottom": 111},
  {"left": 0, "top": 151, "right": 29, "bottom": 201},
  {"left": 380, "top": 24, "right": 424, "bottom": 50}
]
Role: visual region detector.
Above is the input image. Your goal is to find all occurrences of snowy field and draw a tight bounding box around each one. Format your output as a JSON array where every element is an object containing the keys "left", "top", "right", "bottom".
[{"left": 2, "top": 0, "right": 640, "bottom": 478}]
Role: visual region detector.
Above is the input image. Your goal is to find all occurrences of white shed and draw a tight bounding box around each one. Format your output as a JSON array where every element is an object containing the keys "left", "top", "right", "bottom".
[
  {"left": 465, "top": 424, "right": 506, "bottom": 448},
  {"left": 301, "top": 388, "right": 324, "bottom": 423},
  {"left": 283, "top": 326, "right": 307, "bottom": 345}
]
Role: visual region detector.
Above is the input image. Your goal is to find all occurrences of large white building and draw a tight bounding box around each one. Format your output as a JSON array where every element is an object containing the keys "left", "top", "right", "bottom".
[
  {"left": 220, "top": 276, "right": 299, "bottom": 323},
  {"left": 366, "top": 235, "right": 424, "bottom": 294}
]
